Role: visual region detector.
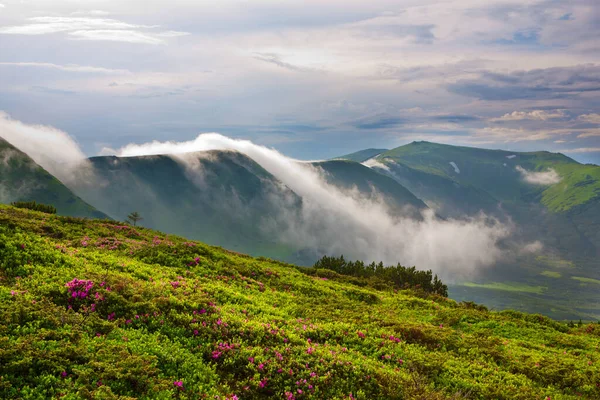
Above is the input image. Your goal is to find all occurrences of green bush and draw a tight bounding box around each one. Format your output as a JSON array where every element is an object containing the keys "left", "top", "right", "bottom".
[
  {"left": 10, "top": 201, "right": 57, "bottom": 214},
  {"left": 312, "top": 255, "right": 449, "bottom": 296}
]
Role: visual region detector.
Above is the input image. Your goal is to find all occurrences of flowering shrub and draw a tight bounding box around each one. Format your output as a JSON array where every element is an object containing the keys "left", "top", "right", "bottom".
[
  {"left": 65, "top": 278, "right": 94, "bottom": 299},
  {"left": 0, "top": 204, "right": 598, "bottom": 399}
]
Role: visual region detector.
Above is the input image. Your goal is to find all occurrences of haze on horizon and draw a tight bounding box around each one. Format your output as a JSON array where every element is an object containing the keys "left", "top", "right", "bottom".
[{"left": 0, "top": 0, "right": 599, "bottom": 164}]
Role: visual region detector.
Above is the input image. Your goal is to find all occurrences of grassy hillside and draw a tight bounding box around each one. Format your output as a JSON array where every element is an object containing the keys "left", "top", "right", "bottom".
[
  {"left": 0, "top": 137, "right": 108, "bottom": 219},
  {"left": 540, "top": 163, "right": 600, "bottom": 212},
  {"left": 334, "top": 148, "right": 388, "bottom": 163},
  {"left": 1, "top": 205, "right": 599, "bottom": 399}
]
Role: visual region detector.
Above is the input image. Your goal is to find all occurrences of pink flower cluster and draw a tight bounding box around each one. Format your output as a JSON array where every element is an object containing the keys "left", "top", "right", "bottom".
[
  {"left": 188, "top": 257, "right": 202, "bottom": 266},
  {"left": 65, "top": 278, "right": 94, "bottom": 299},
  {"left": 212, "top": 342, "right": 237, "bottom": 359}
]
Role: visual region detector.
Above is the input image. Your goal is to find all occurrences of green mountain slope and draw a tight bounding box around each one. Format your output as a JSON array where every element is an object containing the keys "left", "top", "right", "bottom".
[
  {"left": 372, "top": 142, "right": 599, "bottom": 254},
  {"left": 379, "top": 141, "right": 578, "bottom": 203},
  {"left": 1, "top": 204, "right": 599, "bottom": 399},
  {"left": 359, "top": 141, "right": 599, "bottom": 319},
  {"left": 0, "top": 137, "right": 108, "bottom": 219},
  {"left": 334, "top": 148, "right": 388, "bottom": 163},
  {"left": 312, "top": 160, "right": 428, "bottom": 215},
  {"left": 69, "top": 151, "right": 301, "bottom": 260}
]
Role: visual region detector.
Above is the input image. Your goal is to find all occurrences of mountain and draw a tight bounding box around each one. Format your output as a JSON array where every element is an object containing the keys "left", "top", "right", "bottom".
[
  {"left": 368, "top": 141, "right": 599, "bottom": 255},
  {"left": 63, "top": 151, "right": 434, "bottom": 265},
  {"left": 1, "top": 204, "right": 599, "bottom": 399},
  {"left": 311, "top": 159, "right": 427, "bottom": 216},
  {"left": 352, "top": 141, "right": 600, "bottom": 319},
  {"left": 334, "top": 148, "right": 388, "bottom": 163},
  {"left": 69, "top": 150, "right": 302, "bottom": 260},
  {"left": 0, "top": 137, "right": 108, "bottom": 219}
]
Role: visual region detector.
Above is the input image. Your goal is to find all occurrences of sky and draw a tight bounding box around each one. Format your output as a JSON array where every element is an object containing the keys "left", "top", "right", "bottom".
[{"left": 0, "top": 0, "right": 599, "bottom": 163}]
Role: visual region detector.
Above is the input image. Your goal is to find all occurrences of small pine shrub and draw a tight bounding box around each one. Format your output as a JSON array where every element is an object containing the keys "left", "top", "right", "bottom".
[
  {"left": 312, "top": 255, "right": 449, "bottom": 296},
  {"left": 11, "top": 201, "right": 57, "bottom": 214}
]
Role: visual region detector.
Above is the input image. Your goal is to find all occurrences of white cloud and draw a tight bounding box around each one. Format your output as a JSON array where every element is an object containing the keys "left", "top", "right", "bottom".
[
  {"left": 578, "top": 113, "right": 600, "bottom": 124},
  {"left": 520, "top": 240, "right": 544, "bottom": 254},
  {"left": 0, "top": 62, "right": 130, "bottom": 74},
  {"left": 156, "top": 30, "right": 190, "bottom": 38},
  {"left": 516, "top": 165, "right": 561, "bottom": 185},
  {"left": 491, "top": 110, "right": 568, "bottom": 122},
  {"left": 559, "top": 147, "right": 600, "bottom": 153},
  {"left": 0, "top": 111, "right": 87, "bottom": 184},
  {"left": 362, "top": 157, "right": 390, "bottom": 171},
  {"left": 70, "top": 10, "right": 111, "bottom": 17},
  {"left": 0, "top": 16, "right": 186, "bottom": 45},
  {"left": 69, "top": 30, "right": 165, "bottom": 45}
]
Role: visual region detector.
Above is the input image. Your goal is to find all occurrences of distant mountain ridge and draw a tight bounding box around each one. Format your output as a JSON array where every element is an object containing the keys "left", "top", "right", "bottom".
[
  {"left": 334, "top": 148, "right": 388, "bottom": 163},
  {"left": 2, "top": 137, "right": 599, "bottom": 319},
  {"left": 346, "top": 141, "right": 600, "bottom": 319},
  {"left": 0, "top": 137, "right": 108, "bottom": 219},
  {"left": 362, "top": 141, "right": 599, "bottom": 255},
  {"left": 71, "top": 150, "right": 303, "bottom": 260}
]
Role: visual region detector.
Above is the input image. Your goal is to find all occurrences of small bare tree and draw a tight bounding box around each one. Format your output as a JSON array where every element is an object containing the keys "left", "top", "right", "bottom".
[{"left": 127, "top": 211, "right": 143, "bottom": 226}]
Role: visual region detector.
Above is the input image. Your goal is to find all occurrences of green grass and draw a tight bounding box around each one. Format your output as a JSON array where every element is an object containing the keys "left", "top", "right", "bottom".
[
  {"left": 0, "top": 204, "right": 599, "bottom": 399},
  {"left": 535, "top": 256, "right": 575, "bottom": 269},
  {"left": 461, "top": 282, "right": 547, "bottom": 294},
  {"left": 540, "top": 164, "right": 600, "bottom": 212},
  {"left": 541, "top": 271, "right": 562, "bottom": 278},
  {"left": 572, "top": 276, "right": 600, "bottom": 285}
]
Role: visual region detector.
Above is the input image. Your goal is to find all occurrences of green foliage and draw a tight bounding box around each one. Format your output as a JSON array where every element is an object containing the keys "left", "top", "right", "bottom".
[
  {"left": 0, "top": 204, "right": 599, "bottom": 400},
  {"left": 312, "top": 255, "right": 448, "bottom": 297},
  {"left": 10, "top": 200, "right": 57, "bottom": 214}
]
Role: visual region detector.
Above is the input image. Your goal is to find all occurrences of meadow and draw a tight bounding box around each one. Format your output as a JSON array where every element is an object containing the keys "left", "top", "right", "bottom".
[{"left": 0, "top": 204, "right": 599, "bottom": 399}]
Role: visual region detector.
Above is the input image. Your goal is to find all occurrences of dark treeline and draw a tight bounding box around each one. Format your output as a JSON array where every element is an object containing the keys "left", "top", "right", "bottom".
[
  {"left": 10, "top": 201, "right": 57, "bottom": 214},
  {"left": 313, "top": 255, "right": 448, "bottom": 297}
]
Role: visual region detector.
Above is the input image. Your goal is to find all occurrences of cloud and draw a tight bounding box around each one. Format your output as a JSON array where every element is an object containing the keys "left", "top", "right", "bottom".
[
  {"left": 577, "top": 130, "right": 600, "bottom": 138},
  {"left": 449, "top": 64, "right": 600, "bottom": 101},
  {"left": 0, "top": 16, "right": 187, "bottom": 45},
  {"left": 362, "top": 157, "right": 390, "bottom": 171},
  {"left": 520, "top": 240, "right": 544, "bottom": 254},
  {"left": 491, "top": 110, "right": 568, "bottom": 121},
  {"left": 0, "top": 62, "right": 130, "bottom": 74},
  {"left": 431, "top": 114, "right": 480, "bottom": 123},
  {"left": 70, "top": 10, "right": 111, "bottom": 17},
  {"left": 578, "top": 113, "right": 600, "bottom": 124},
  {"left": 0, "top": 112, "right": 88, "bottom": 184},
  {"left": 155, "top": 30, "right": 190, "bottom": 38},
  {"left": 31, "top": 86, "right": 77, "bottom": 95},
  {"left": 559, "top": 147, "right": 600, "bottom": 153},
  {"left": 351, "top": 114, "right": 405, "bottom": 130},
  {"left": 253, "top": 52, "right": 316, "bottom": 72},
  {"left": 111, "top": 132, "right": 510, "bottom": 279},
  {"left": 516, "top": 165, "right": 561, "bottom": 185},
  {"left": 69, "top": 29, "right": 165, "bottom": 45}
]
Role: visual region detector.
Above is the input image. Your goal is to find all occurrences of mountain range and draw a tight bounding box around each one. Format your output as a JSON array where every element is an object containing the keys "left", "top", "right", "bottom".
[{"left": 1, "top": 135, "right": 598, "bottom": 319}]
